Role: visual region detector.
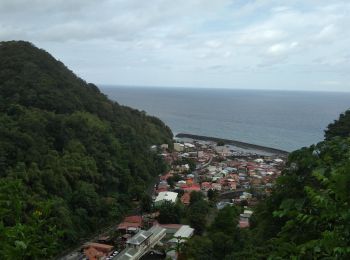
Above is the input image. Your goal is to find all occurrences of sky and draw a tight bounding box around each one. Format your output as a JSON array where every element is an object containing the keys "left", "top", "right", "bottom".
[{"left": 0, "top": 0, "right": 350, "bottom": 91}]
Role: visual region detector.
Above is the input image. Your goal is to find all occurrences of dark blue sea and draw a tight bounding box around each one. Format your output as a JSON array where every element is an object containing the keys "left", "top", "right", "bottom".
[{"left": 101, "top": 86, "right": 350, "bottom": 152}]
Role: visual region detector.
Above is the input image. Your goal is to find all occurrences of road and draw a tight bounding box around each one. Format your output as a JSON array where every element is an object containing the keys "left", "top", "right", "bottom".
[{"left": 194, "top": 155, "right": 213, "bottom": 183}]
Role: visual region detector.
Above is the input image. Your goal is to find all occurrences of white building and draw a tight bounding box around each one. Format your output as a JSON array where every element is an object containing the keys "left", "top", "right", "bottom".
[
  {"left": 184, "top": 143, "right": 195, "bottom": 150},
  {"left": 161, "top": 144, "right": 169, "bottom": 150},
  {"left": 154, "top": 191, "right": 178, "bottom": 207},
  {"left": 168, "top": 225, "right": 194, "bottom": 244},
  {"left": 174, "top": 143, "right": 184, "bottom": 152}
]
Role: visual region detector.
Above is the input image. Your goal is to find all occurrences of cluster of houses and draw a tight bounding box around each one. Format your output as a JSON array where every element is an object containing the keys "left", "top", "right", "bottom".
[
  {"left": 156, "top": 139, "right": 286, "bottom": 229},
  {"left": 62, "top": 138, "right": 286, "bottom": 260}
]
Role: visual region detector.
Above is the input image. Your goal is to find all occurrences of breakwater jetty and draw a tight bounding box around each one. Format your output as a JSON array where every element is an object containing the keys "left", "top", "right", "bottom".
[{"left": 175, "top": 133, "right": 289, "bottom": 156}]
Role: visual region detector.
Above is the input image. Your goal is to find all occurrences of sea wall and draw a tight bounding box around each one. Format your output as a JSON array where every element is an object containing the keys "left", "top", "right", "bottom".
[{"left": 175, "top": 133, "right": 289, "bottom": 156}]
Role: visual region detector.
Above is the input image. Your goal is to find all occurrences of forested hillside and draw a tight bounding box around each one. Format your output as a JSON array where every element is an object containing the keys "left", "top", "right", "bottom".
[{"left": 0, "top": 41, "right": 172, "bottom": 258}]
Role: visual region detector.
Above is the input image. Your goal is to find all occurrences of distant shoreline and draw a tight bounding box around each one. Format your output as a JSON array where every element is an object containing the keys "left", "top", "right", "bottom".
[{"left": 175, "top": 133, "right": 290, "bottom": 156}]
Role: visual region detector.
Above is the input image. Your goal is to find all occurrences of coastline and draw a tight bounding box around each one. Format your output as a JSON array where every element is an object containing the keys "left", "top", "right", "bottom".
[{"left": 175, "top": 133, "right": 290, "bottom": 156}]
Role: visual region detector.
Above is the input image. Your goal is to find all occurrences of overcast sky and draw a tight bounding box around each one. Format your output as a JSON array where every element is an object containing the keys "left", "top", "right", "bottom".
[{"left": 1, "top": 0, "right": 350, "bottom": 91}]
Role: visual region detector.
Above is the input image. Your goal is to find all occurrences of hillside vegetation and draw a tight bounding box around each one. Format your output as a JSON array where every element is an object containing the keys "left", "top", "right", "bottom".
[{"left": 0, "top": 41, "right": 172, "bottom": 258}]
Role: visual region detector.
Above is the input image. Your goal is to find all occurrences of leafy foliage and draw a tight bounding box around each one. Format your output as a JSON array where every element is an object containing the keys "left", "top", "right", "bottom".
[
  {"left": 157, "top": 201, "right": 184, "bottom": 224},
  {"left": 182, "top": 206, "right": 242, "bottom": 260},
  {"left": 325, "top": 109, "right": 350, "bottom": 140},
  {"left": 0, "top": 41, "right": 172, "bottom": 258},
  {"left": 187, "top": 192, "right": 209, "bottom": 235}
]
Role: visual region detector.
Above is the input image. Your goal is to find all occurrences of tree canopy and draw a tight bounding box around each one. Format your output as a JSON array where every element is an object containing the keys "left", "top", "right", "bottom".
[
  {"left": 325, "top": 110, "right": 350, "bottom": 140},
  {"left": 0, "top": 41, "right": 173, "bottom": 258}
]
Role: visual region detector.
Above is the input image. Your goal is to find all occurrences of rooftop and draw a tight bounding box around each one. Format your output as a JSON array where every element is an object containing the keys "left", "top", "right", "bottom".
[
  {"left": 155, "top": 191, "right": 178, "bottom": 203},
  {"left": 127, "top": 230, "right": 152, "bottom": 246},
  {"left": 174, "top": 225, "right": 194, "bottom": 239}
]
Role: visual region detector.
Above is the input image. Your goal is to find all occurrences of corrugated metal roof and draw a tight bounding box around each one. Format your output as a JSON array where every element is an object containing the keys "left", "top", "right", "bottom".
[
  {"left": 173, "top": 225, "right": 194, "bottom": 238},
  {"left": 126, "top": 230, "right": 152, "bottom": 245}
]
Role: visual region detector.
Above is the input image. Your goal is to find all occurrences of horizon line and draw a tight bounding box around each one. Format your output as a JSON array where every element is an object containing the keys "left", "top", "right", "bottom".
[{"left": 98, "top": 84, "right": 350, "bottom": 94}]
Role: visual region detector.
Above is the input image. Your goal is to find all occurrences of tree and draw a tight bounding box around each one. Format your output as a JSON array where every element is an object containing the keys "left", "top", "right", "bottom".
[
  {"left": 207, "top": 189, "right": 217, "bottom": 202},
  {"left": 141, "top": 194, "right": 152, "bottom": 213},
  {"left": 325, "top": 110, "right": 350, "bottom": 140},
  {"left": 0, "top": 179, "right": 62, "bottom": 259},
  {"left": 181, "top": 236, "right": 213, "bottom": 260},
  {"left": 0, "top": 41, "right": 174, "bottom": 257},
  {"left": 188, "top": 201, "right": 209, "bottom": 235},
  {"left": 187, "top": 192, "right": 209, "bottom": 235},
  {"left": 210, "top": 206, "right": 240, "bottom": 235},
  {"left": 158, "top": 201, "right": 183, "bottom": 224},
  {"left": 189, "top": 191, "right": 204, "bottom": 206}
]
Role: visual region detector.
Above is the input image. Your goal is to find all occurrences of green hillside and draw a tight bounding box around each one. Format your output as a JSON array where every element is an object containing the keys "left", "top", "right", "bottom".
[{"left": 0, "top": 41, "right": 172, "bottom": 259}]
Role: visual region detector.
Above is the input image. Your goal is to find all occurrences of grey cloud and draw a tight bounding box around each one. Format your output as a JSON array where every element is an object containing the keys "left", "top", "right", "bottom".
[{"left": 0, "top": 0, "right": 349, "bottom": 91}]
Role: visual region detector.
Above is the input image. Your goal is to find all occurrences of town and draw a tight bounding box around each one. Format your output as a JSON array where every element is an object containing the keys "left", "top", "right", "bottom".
[{"left": 61, "top": 137, "right": 287, "bottom": 260}]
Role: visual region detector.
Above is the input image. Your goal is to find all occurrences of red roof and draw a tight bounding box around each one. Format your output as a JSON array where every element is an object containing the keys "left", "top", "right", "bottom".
[
  {"left": 201, "top": 182, "right": 212, "bottom": 190},
  {"left": 182, "top": 184, "right": 200, "bottom": 192},
  {"left": 117, "top": 215, "right": 142, "bottom": 230},
  {"left": 84, "top": 247, "right": 103, "bottom": 260},
  {"left": 160, "top": 172, "right": 173, "bottom": 181},
  {"left": 117, "top": 222, "right": 141, "bottom": 230},
  {"left": 124, "top": 215, "right": 142, "bottom": 223},
  {"left": 157, "top": 187, "right": 168, "bottom": 193},
  {"left": 83, "top": 243, "right": 114, "bottom": 260},
  {"left": 154, "top": 222, "right": 183, "bottom": 229},
  {"left": 239, "top": 220, "right": 250, "bottom": 228},
  {"left": 83, "top": 243, "right": 114, "bottom": 252}
]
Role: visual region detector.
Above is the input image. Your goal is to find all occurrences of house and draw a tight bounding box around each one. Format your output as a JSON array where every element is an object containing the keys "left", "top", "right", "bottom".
[
  {"left": 168, "top": 225, "right": 194, "bottom": 244},
  {"left": 117, "top": 215, "right": 143, "bottom": 233},
  {"left": 211, "top": 183, "right": 222, "bottom": 191},
  {"left": 157, "top": 181, "right": 169, "bottom": 192},
  {"left": 153, "top": 223, "right": 184, "bottom": 235},
  {"left": 244, "top": 209, "right": 253, "bottom": 217},
  {"left": 174, "top": 143, "right": 184, "bottom": 152},
  {"left": 240, "top": 192, "right": 252, "bottom": 200},
  {"left": 239, "top": 220, "right": 250, "bottom": 228},
  {"left": 216, "top": 201, "right": 233, "bottom": 210},
  {"left": 160, "top": 172, "right": 173, "bottom": 181},
  {"left": 154, "top": 191, "right": 178, "bottom": 206},
  {"left": 83, "top": 243, "right": 114, "bottom": 260},
  {"left": 184, "top": 143, "right": 195, "bottom": 151},
  {"left": 197, "top": 151, "right": 204, "bottom": 158},
  {"left": 238, "top": 209, "right": 253, "bottom": 229},
  {"left": 228, "top": 181, "right": 237, "bottom": 190},
  {"left": 201, "top": 182, "right": 212, "bottom": 191},
  {"left": 177, "top": 180, "right": 186, "bottom": 187},
  {"left": 177, "top": 164, "right": 190, "bottom": 172},
  {"left": 182, "top": 184, "right": 201, "bottom": 192},
  {"left": 161, "top": 144, "right": 169, "bottom": 150}
]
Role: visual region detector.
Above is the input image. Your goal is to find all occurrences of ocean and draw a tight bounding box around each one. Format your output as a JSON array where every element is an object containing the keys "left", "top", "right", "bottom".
[{"left": 101, "top": 86, "right": 350, "bottom": 152}]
